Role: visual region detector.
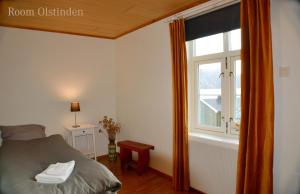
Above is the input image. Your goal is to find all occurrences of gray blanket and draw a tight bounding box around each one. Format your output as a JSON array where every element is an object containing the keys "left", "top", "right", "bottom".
[{"left": 0, "top": 135, "right": 121, "bottom": 194}]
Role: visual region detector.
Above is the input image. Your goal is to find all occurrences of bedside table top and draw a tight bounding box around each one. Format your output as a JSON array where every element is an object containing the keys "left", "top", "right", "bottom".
[{"left": 65, "top": 124, "right": 99, "bottom": 131}]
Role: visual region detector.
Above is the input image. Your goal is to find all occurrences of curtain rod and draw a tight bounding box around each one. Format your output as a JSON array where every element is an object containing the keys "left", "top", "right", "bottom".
[{"left": 165, "top": 0, "right": 240, "bottom": 23}]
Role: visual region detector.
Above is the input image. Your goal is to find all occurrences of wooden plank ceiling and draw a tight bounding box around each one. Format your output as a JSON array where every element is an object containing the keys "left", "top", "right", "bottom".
[{"left": 0, "top": 0, "right": 208, "bottom": 39}]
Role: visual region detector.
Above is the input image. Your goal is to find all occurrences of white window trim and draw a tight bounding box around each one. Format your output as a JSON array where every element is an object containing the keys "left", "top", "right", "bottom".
[
  {"left": 187, "top": 31, "right": 241, "bottom": 139},
  {"left": 229, "top": 55, "right": 241, "bottom": 135},
  {"left": 193, "top": 58, "right": 226, "bottom": 134},
  {"left": 189, "top": 132, "right": 239, "bottom": 150}
]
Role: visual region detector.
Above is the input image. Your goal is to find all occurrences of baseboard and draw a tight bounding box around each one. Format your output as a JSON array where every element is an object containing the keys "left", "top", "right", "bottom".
[
  {"left": 96, "top": 154, "right": 205, "bottom": 194},
  {"left": 148, "top": 168, "right": 205, "bottom": 193},
  {"left": 149, "top": 167, "right": 172, "bottom": 180},
  {"left": 95, "top": 153, "right": 119, "bottom": 161},
  {"left": 190, "top": 187, "right": 206, "bottom": 194},
  {"left": 95, "top": 154, "right": 109, "bottom": 161}
]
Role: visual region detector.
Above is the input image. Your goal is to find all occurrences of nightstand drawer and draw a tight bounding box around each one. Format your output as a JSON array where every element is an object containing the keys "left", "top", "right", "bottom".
[{"left": 72, "top": 128, "right": 94, "bottom": 136}]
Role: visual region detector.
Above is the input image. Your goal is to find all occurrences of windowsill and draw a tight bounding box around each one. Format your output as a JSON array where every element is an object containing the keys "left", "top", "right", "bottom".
[{"left": 189, "top": 132, "right": 239, "bottom": 150}]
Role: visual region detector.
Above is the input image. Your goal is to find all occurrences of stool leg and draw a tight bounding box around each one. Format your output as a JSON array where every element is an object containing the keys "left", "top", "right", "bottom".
[
  {"left": 137, "top": 150, "right": 150, "bottom": 175},
  {"left": 120, "top": 147, "right": 132, "bottom": 170}
]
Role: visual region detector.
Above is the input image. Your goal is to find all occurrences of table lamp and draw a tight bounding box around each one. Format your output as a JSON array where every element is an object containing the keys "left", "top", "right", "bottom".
[{"left": 71, "top": 101, "right": 80, "bottom": 128}]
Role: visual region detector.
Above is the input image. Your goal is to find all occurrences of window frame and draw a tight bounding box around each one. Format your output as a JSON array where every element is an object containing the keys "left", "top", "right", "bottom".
[
  {"left": 188, "top": 30, "right": 241, "bottom": 138},
  {"left": 229, "top": 56, "right": 241, "bottom": 135},
  {"left": 194, "top": 58, "right": 226, "bottom": 133}
]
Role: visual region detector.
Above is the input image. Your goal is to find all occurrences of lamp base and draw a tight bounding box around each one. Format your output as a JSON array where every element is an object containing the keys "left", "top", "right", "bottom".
[{"left": 72, "top": 124, "right": 80, "bottom": 128}]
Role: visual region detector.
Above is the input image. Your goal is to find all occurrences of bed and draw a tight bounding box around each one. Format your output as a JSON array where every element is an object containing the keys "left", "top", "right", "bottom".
[{"left": 0, "top": 125, "right": 121, "bottom": 194}]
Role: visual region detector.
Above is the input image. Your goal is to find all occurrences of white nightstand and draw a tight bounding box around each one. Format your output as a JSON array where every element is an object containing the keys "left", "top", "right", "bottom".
[{"left": 65, "top": 124, "right": 98, "bottom": 160}]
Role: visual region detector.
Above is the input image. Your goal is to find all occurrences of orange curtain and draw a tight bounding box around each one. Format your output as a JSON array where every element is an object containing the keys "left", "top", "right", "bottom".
[
  {"left": 236, "top": 0, "right": 274, "bottom": 194},
  {"left": 169, "top": 19, "right": 190, "bottom": 191}
]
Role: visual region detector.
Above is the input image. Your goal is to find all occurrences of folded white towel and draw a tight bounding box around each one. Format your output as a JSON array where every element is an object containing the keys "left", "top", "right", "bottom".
[
  {"left": 35, "top": 160, "right": 75, "bottom": 184},
  {"left": 46, "top": 161, "right": 75, "bottom": 176}
]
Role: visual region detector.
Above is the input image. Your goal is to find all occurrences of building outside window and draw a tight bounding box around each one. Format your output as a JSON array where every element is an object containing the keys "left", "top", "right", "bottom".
[{"left": 187, "top": 29, "right": 241, "bottom": 137}]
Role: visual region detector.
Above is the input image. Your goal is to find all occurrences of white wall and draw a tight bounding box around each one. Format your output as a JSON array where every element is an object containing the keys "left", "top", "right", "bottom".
[
  {"left": 115, "top": 20, "right": 238, "bottom": 194},
  {"left": 115, "top": 21, "right": 174, "bottom": 175},
  {"left": 115, "top": 2, "right": 300, "bottom": 193},
  {"left": 0, "top": 26, "right": 116, "bottom": 157},
  {"left": 189, "top": 137, "right": 238, "bottom": 194},
  {"left": 271, "top": 0, "right": 300, "bottom": 193}
]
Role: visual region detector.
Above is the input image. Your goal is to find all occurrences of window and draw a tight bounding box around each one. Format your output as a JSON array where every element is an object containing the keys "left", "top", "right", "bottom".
[
  {"left": 195, "top": 33, "right": 224, "bottom": 56},
  {"left": 188, "top": 29, "right": 241, "bottom": 137}
]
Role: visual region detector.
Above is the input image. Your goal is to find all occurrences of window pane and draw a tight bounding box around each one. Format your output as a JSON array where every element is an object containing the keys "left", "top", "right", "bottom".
[
  {"left": 198, "top": 62, "right": 222, "bottom": 128},
  {"left": 234, "top": 60, "right": 241, "bottom": 124},
  {"left": 195, "top": 33, "right": 224, "bottom": 56},
  {"left": 229, "top": 29, "right": 241, "bottom": 51}
]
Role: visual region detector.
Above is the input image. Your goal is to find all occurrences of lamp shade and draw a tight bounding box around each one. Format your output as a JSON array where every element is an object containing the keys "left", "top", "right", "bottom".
[{"left": 70, "top": 102, "right": 80, "bottom": 112}]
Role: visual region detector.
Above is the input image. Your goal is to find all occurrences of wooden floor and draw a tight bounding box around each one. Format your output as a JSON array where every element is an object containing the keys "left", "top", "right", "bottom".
[{"left": 98, "top": 156, "right": 202, "bottom": 194}]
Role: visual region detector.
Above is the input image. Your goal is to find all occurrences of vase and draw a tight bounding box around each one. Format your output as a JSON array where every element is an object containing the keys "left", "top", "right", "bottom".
[
  {"left": 108, "top": 133, "right": 116, "bottom": 144},
  {"left": 109, "top": 138, "right": 115, "bottom": 144},
  {"left": 108, "top": 143, "right": 117, "bottom": 161}
]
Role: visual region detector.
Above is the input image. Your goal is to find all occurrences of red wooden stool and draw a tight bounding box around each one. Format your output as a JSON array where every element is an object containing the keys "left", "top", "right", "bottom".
[{"left": 117, "top": 140, "right": 154, "bottom": 174}]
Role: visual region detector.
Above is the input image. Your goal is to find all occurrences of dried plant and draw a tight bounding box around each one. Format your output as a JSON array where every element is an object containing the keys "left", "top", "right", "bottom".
[{"left": 99, "top": 116, "right": 120, "bottom": 144}]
